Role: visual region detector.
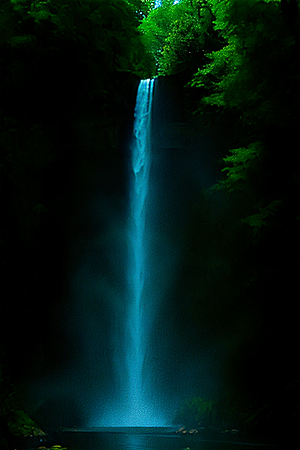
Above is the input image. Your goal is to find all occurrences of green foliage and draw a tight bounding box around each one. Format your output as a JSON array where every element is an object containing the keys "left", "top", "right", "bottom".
[
  {"left": 139, "top": 2, "right": 173, "bottom": 70},
  {"left": 140, "top": 0, "right": 219, "bottom": 75},
  {"left": 4, "top": 0, "right": 152, "bottom": 76},
  {"left": 0, "top": 370, "right": 43, "bottom": 437},
  {"left": 191, "top": 42, "right": 243, "bottom": 107},
  {"left": 215, "top": 142, "right": 263, "bottom": 192},
  {"left": 241, "top": 199, "right": 282, "bottom": 236},
  {"left": 127, "top": 0, "right": 156, "bottom": 20},
  {"left": 0, "top": 0, "right": 152, "bottom": 255},
  {"left": 192, "top": 0, "right": 295, "bottom": 122},
  {"left": 6, "top": 409, "right": 41, "bottom": 437},
  {"left": 191, "top": 0, "right": 300, "bottom": 246},
  {"left": 195, "top": 0, "right": 297, "bottom": 119}
]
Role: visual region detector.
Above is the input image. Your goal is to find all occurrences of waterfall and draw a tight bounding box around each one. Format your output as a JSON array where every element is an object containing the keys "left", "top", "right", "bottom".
[
  {"left": 93, "top": 79, "right": 166, "bottom": 427},
  {"left": 125, "top": 78, "right": 156, "bottom": 425}
]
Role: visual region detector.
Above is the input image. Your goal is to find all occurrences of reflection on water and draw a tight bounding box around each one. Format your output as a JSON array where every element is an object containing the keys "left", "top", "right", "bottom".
[
  {"left": 123, "top": 433, "right": 149, "bottom": 449},
  {"left": 54, "top": 429, "right": 278, "bottom": 450}
]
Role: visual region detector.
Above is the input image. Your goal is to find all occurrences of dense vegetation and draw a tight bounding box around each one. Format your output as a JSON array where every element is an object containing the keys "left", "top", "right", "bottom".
[
  {"left": 0, "top": 0, "right": 152, "bottom": 444},
  {"left": 142, "top": 0, "right": 300, "bottom": 247},
  {"left": 140, "top": 0, "right": 300, "bottom": 439},
  {"left": 1, "top": 0, "right": 299, "bottom": 445}
]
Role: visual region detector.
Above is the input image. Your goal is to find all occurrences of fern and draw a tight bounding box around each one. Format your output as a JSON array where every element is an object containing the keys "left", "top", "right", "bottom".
[{"left": 215, "top": 142, "right": 263, "bottom": 192}]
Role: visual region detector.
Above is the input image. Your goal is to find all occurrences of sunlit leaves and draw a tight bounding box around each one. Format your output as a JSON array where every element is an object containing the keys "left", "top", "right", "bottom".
[
  {"left": 140, "top": 0, "right": 217, "bottom": 75},
  {"left": 194, "top": 0, "right": 298, "bottom": 127},
  {"left": 193, "top": 0, "right": 300, "bottom": 247},
  {"left": 127, "top": 0, "right": 156, "bottom": 19},
  {"left": 191, "top": 42, "right": 243, "bottom": 106}
]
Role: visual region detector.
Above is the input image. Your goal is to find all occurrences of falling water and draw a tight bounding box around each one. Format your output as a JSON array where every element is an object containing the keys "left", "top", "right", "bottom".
[
  {"left": 93, "top": 79, "right": 166, "bottom": 427},
  {"left": 125, "top": 78, "right": 157, "bottom": 425}
]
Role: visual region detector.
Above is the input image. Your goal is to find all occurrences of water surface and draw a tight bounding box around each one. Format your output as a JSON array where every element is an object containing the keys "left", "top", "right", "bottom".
[{"left": 53, "top": 428, "right": 278, "bottom": 450}]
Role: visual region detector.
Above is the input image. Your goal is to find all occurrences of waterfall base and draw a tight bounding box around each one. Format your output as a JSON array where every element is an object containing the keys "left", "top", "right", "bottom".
[{"left": 92, "top": 400, "right": 167, "bottom": 427}]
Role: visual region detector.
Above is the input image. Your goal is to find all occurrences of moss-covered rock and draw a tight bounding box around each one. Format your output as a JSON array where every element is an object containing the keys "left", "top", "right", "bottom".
[{"left": 6, "top": 409, "right": 45, "bottom": 438}]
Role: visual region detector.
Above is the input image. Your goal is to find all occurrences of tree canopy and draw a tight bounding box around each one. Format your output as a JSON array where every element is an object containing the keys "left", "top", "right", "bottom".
[
  {"left": 140, "top": 0, "right": 299, "bottom": 244},
  {"left": 190, "top": 0, "right": 300, "bottom": 240},
  {"left": 140, "top": 0, "right": 221, "bottom": 75}
]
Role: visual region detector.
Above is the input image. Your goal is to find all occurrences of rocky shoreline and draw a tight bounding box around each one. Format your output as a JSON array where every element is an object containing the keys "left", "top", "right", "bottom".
[{"left": 175, "top": 426, "right": 242, "bottom": 435}]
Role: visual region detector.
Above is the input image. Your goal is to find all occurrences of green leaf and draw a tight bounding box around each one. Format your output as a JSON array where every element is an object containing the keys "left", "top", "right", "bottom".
[
  {"left": 215, "top": 142, "right": 263, "bottom": 192},
  {"left": 242, "top": 200, "right": 282, "bottom": 228}
]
